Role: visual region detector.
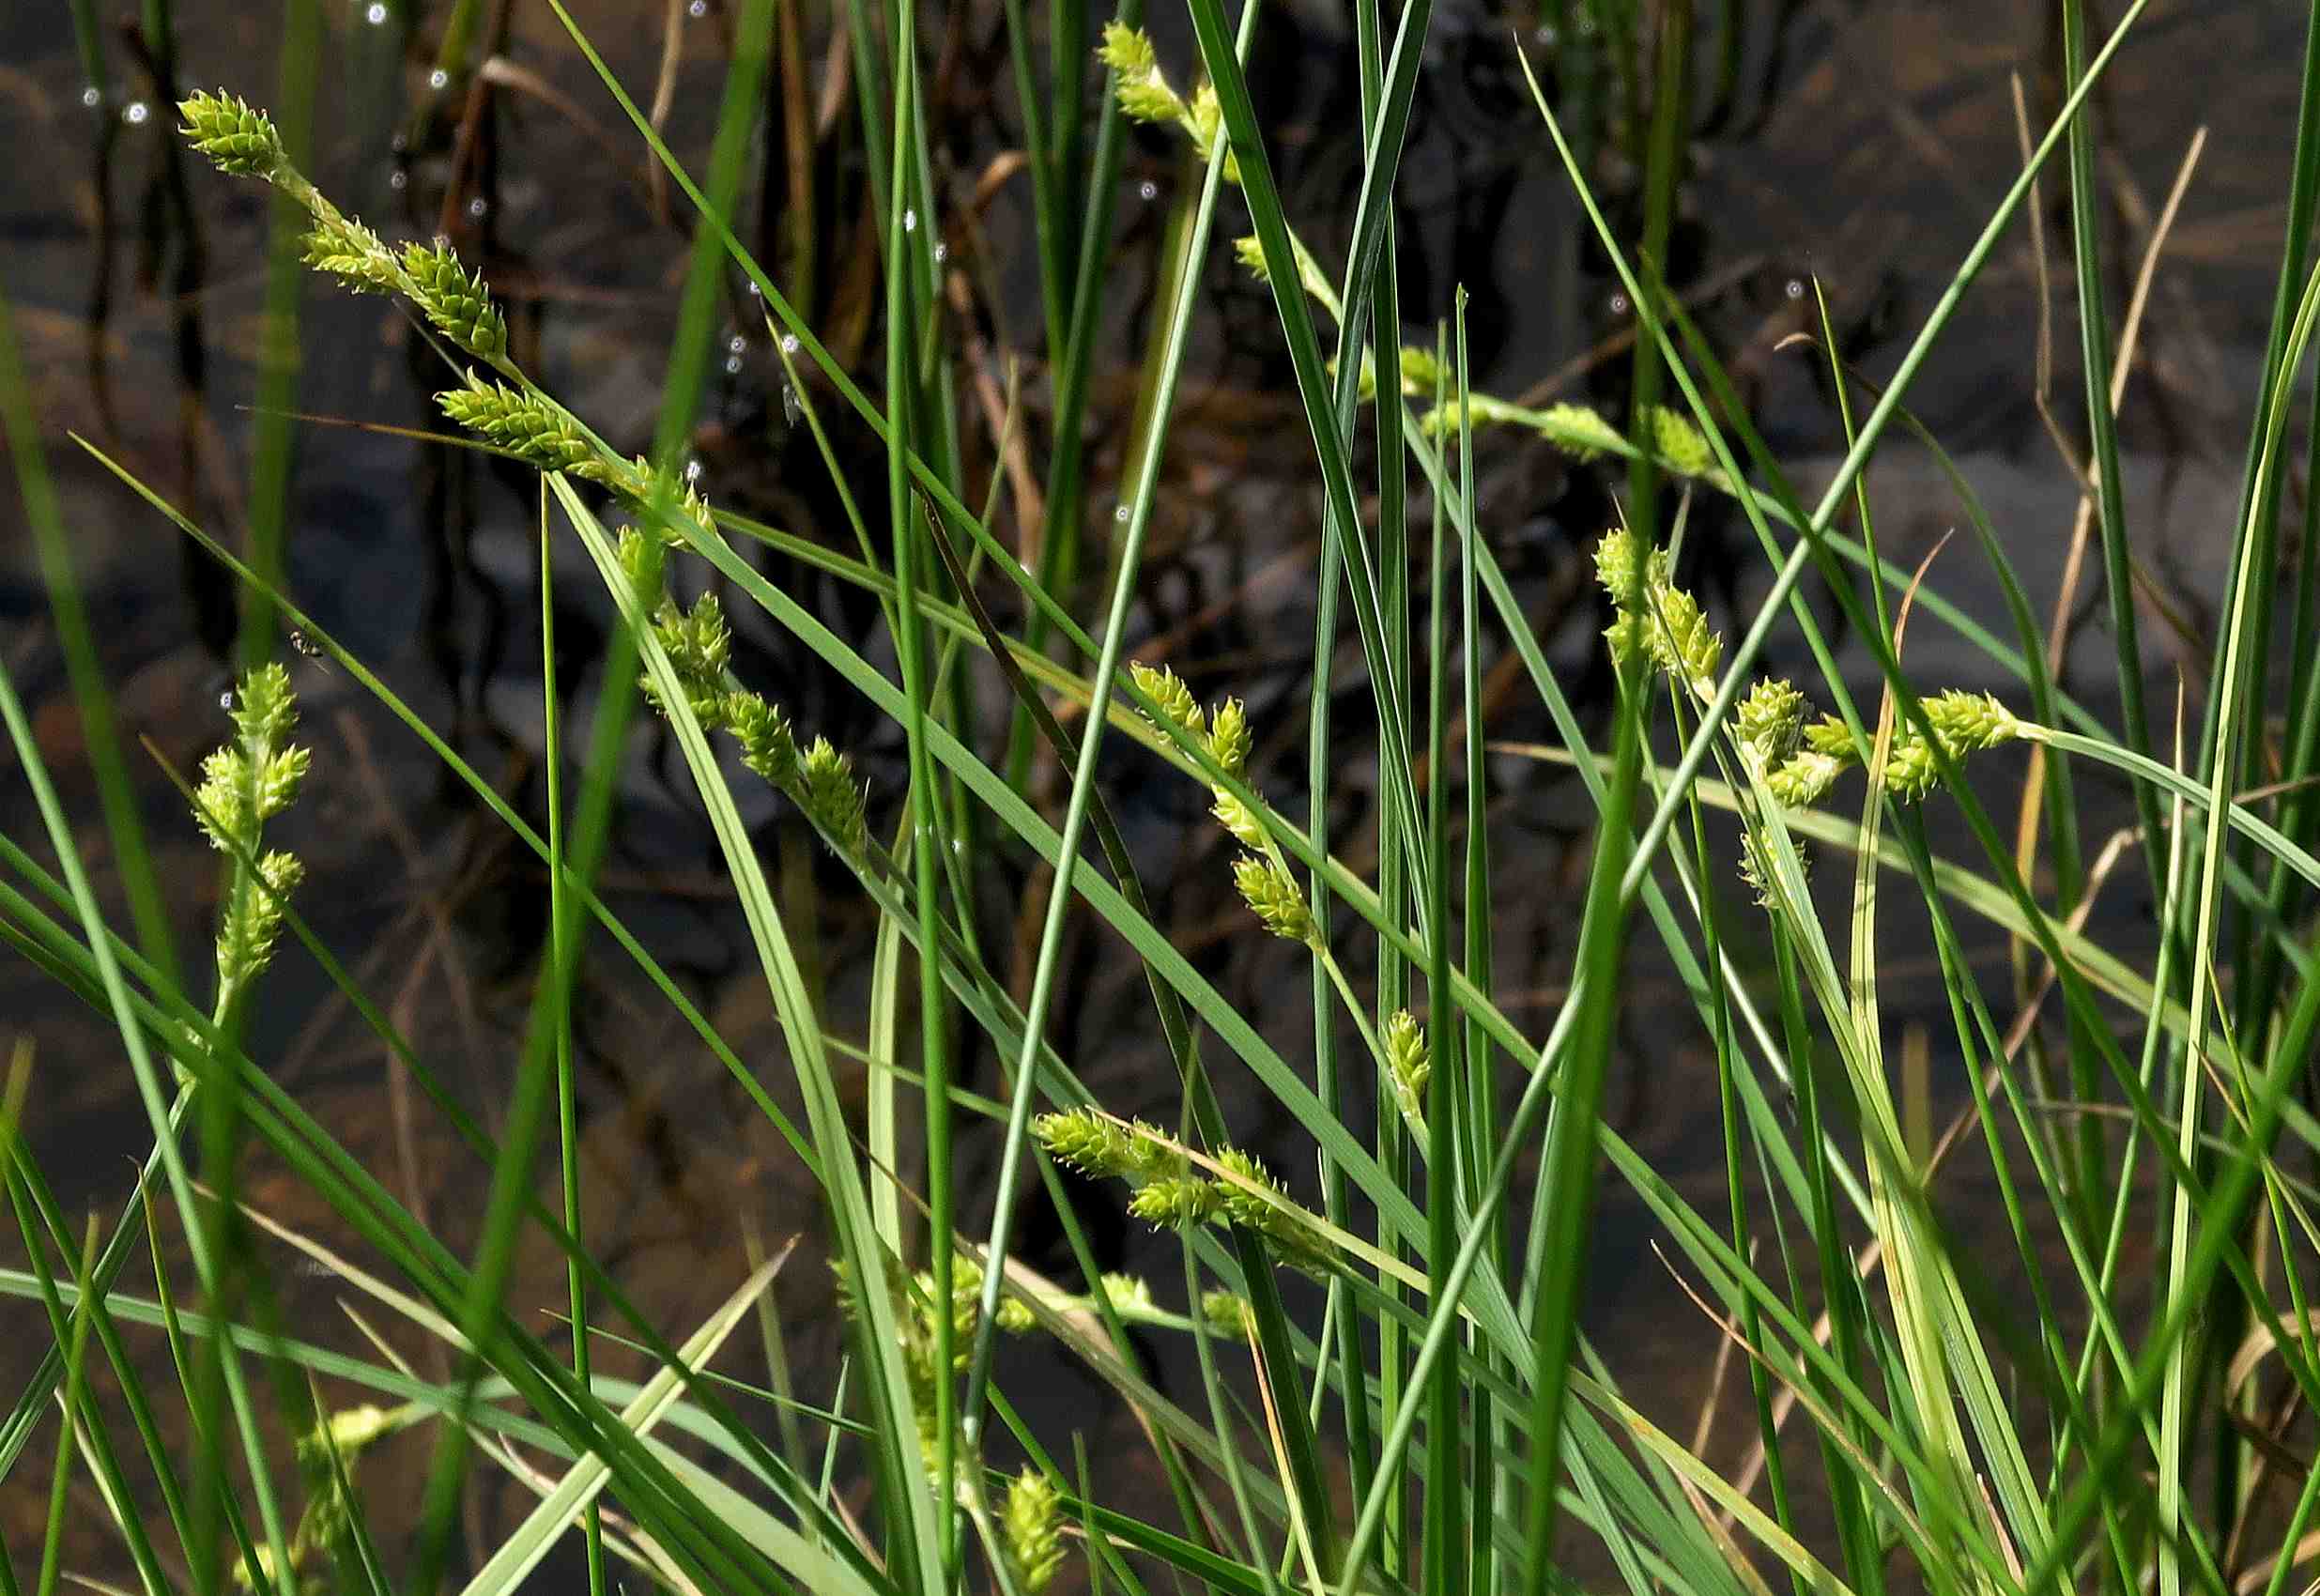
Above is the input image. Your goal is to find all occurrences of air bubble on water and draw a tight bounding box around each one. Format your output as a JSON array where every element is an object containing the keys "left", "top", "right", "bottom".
[
  {"left": 123, "top": 100, "right": 150, "bottom": 125},
  {"left": 364, "top": 2, "right": 390, "bottom": 23},
  {"left": 1608, "top": 291, "right": 1630, "bottom": 316},
  {"left": 220, "top": 691, "right": 235, "bottom": 711},
  {"left": 1138, "top": 179, "right": 1159, "bottom": 202},
  {"left": 728, "top": 334, "right": 746, "bottom": 355},
  {"left": 684, "top": 457, "right": 704, "bottom": 482},
  {"left": 390, "top": 170, "right": 408, "bottom": 191},
  {"left": 466, "top": 195, "right": 488, "bottom": 219},
  {"left": 688, "top": 0, "right": 707, "bottom": 13},
  {"left": 1784, "top": 277, "right": 1805, "bottom": 300},
  {"left": 725, "top": 355, "right": 744, "bottom": 374},
  {"left": 782, "top": 383, "right": 803, "bottom": 426},
  {"left": 427, "top": 68, "right": 450, "bottom": 90},
  {"left": 932, "top": 242, "right": 947, "bottom": 264},
  {"left": 81, "top": 86, "right": 101, "bottom": 109},
  {"left": 780, "top": 333, "right": 800, "bottom": 355},
  {"left": 1113, "top": 504, "right": 1130, "bottom": 524},
  {"left": 903, "top": 208, "right": 917, "bottom": 233}
]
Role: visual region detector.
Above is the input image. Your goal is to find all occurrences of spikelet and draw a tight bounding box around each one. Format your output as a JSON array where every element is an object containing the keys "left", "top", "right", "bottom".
[
  {"left": 1733, "top": 678, "right": 1805, "bottom": 768},
  {"left": 437, "top": 371, "right": 600, "bottom": 475},
  {"left": 1004, "top": 1467, "right": 1068, "bottom": 1593},
  {"left": 400, "top": 240, "right": 507, "bottom": 361},
  {"left": 1383, "top": 1009, "right": 1429, "bottom": 1124},
  {"left": 1234, "top": 855, "right": 1312, "bottom": 943},
  {"left": 177, "top": 90, "right": 284, "bottom": 176},
  {"left": 726, "top": 692, "right": 799, "bottom": 789},
  {"left": 798, "top": 738, "right": 867, "bottom": 855},
  {"left": 1129, "top": 661, "right": 1205, "bottom": 741}
]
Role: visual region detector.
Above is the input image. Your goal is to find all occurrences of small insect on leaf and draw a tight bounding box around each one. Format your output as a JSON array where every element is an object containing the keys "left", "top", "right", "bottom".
[{"left": 288, "top": 630, "right": 333, "bottom": 673}]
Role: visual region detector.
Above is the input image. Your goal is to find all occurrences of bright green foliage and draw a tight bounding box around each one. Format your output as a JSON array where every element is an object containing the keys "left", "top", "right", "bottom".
[
  {"left": 178, "top": 89, "right": 284, "bottom": 176},
  {"left": 437, "top": 372, "right": 602, "bottom": 475},
  {"left": 1233, "top": 855, "right": 1312, "bottom": 943},
  {"left": 399, "top": 241, "right": 508, "bottom": 361},
  {"left": 1004, "top": 1467, "right": 1068, "bottom": 1592}
]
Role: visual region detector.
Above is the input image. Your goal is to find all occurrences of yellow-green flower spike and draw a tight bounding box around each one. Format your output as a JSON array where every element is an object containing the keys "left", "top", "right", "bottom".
[
  {"left": 1765, "top": 749, "right": 1843, "bottom": 808},
  {"left": 1803, "top": 714, "right": 1858, "bottom": 764},
  {"left": 1234, "top": 235, "right": 1270, "bottom": 283},
  {"left": 1211, "top": 789, "right": 1267, "bottom": 850},
  {"left": 1234, "top": 855, "right": 1312, "bottom": 943},
  {"left": 1096, "top": 20, "right": 1157, "bottom": 76},
  {"left": 1129, "top": 660, "right": 1205, "bottom": 741},
  {"left": 1922, "top": 689, "right": 2020, "bottom": 751},
  {"left": 798, "top": 738, "right": 867, "bottom": 855},
  {"left": 1645, "top": 584, "right": 1722, "bottom": 701},
  {"left": 1645, "top": 404, "right": 1715, "bottom": 479},
  {"left": 1004, "top": 1467, "right": 1068, "bottom": 1593},
  {"left": 1201, "top": 1289, "right": 1252, "bottom": 1334},
  {"left": 727, "top": 692, "right": 799, "bottom": 789},
  {"left": 400, "top": 240, "right": 507, "bottom": 361},
  {"left": 1542, "top": 403, "right": 1626, "bottom": 463},
  {"left": 437, "top": 372, "right": 601, "bottom": 475},
  {"left": 301, "top": 213, "right": 397, "bottom": 294},
  {"left": 1099, "top": 24, "right": 1184, "bottom": 124},
  {"left": 1129, "top": 1175, "right": 1221, "bottom": 1228},
  {"left": 216, "top": 850, "right": 303, "bottom": 987},
  {"left": 1383, "top": 1009, "right": 1429, "bottom": 1123},
  {"left": 1734, "top": 677, "right": 1805, "bottom": 767},
  {"left": 178, "top": 90, "right": 285, "bottom": 177},
  {"left": 1208, "top": 696, "right": 1252, "bottom": 776},
  {"left": 1213, "top": 1146, "right": 1285, "bottom": 1232},
  {"left": 1881, "top": 730, "right": 1942, "bottom": 803},
  {"left": 1036, "top": 1108, "right": 1174, "bottom": 1181}
]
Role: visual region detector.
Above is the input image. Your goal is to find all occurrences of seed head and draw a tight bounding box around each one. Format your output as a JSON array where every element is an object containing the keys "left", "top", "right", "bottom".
[
  {"left": 1543, "top": 403, "right": 1624, "bottom": 463},
  {"left": 1234, "top": 855, "right": 1312, "bottom": 943},
  {"left": 1803, "top": 714, "right": 1858, "bottom": 764},
  {"left": 1207, "top": 697, "right": 1252, "bottom": 776},
  {"left": 1210, "top": 789, "right": 1267, "bottom": 850},
  {"left": 798, "top": 738, "right": 866, "bottom": 855},
  {"left": 1733, "top": 678, "right": 1805, "bottom": 768},
  {"left": 438, "top": 371, "right": 600, "bottom": 475},
  {"left": 727, "top": 693, "right": 798, "bottom": 789},
  {"left": 301, "top": 213, "right": 397, "bottom": 293},
  {"left": 1129, "top": 1175, "right": 1221, "bottom": 1228},
  {"left": 1645, "top": 404, "right": 1715, "bottom": 479},
  {"left": 1383, "top": 1009, "right": 1429, "bottom": 1122},
  {"left": 1765, "top": 749, "right": 1843, "bottom": 808},
  {"left": 1004, "top": 1467, "right": 1068, "bottom": 1593},
  {"left": 401, "top": 240, "right": 507, "bottom": 361},
  {"left": 178, "top": 90, "right": 284, "bottom": 177},
  {"left": 1129, "top": 660, "right": 1205, "bottom": 741},
  {"left": 1881, "top": 730, "right": 1942, "bottom": 803},
  {"left": 1921, "top": 689, "right": 2020, "bottom": 752}
]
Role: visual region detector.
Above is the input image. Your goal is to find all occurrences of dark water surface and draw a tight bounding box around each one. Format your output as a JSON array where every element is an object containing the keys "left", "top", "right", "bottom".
[{"left": 1, "top": 0, "right": 2309, "bottom": 1577}]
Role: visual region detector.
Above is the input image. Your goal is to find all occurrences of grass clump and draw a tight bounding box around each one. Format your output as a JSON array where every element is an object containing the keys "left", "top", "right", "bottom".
[{"left": 6, "top": 9, "right": 2320, "bottom": 1596}]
